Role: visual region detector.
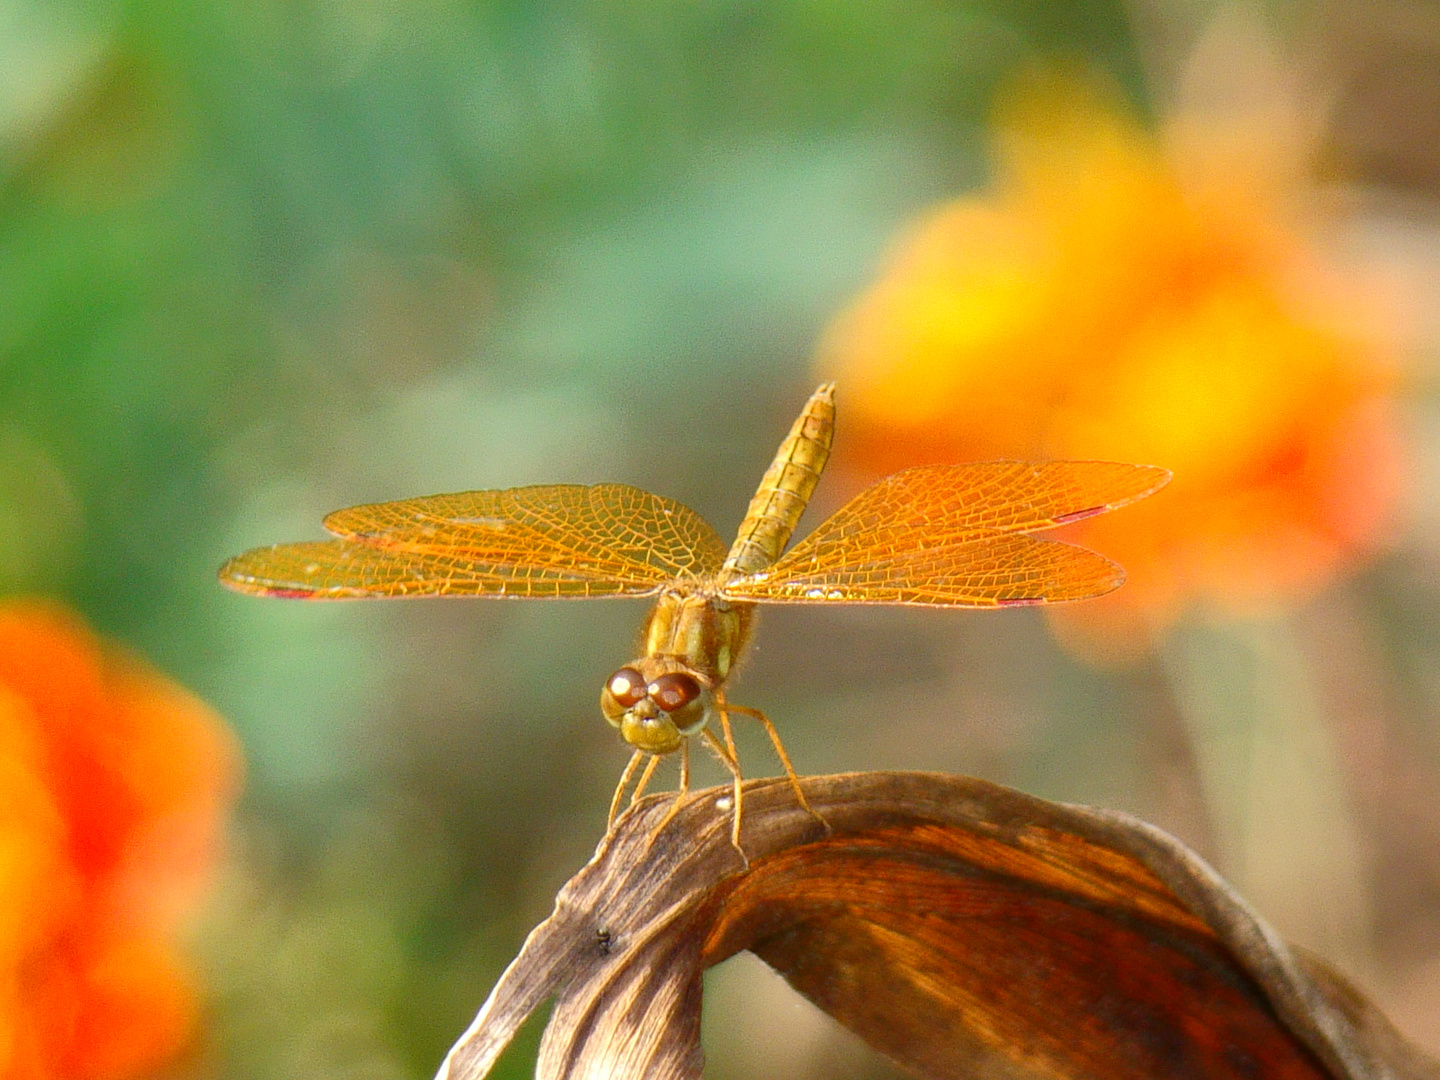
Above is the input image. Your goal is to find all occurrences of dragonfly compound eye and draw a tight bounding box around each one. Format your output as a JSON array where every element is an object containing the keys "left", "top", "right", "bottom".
[
  {"left": 648, "top": 672, "right": 701, "bottom": 713},
  {"left": 606, "top": 667, "right": 648, "bottom": 708}
]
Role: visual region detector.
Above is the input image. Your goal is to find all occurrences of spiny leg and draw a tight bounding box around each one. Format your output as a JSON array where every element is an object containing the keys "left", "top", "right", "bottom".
[
  {"left": 722, "top": 699, "right": 829, "bottom": 832},
  {"left": 648, "top": 738, "right": 691, "bottom": 841},
  {"left": 608, "top": 749, "right": 646, "bottom": 828},
  {"left": 701, "top": 727, "right": 748, "bottom": 864}
]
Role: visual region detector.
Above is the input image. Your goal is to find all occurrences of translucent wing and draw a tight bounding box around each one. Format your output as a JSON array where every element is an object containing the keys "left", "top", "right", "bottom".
[
  {"left": 219, "top": 541, "right": 675, "bottom": 599},
  {"left": 324, "top": 484, "right": 726, "bottom": 580},
  {"left": 723, "top": 532, "right": 1122, "bottom": 607},
  {"left": 219, "top": 483, "right": 727, "bottom": 599},
  {"left": 779, "top": 461, "right": 1169, "bottom": 540},
  {"left": 721, "top": 461, "right": 1168, "bottom": 607}
]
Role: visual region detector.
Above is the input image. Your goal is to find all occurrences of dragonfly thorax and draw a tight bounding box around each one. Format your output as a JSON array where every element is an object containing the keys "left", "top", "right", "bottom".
[{"left": 640, "top": 589, "right": 755, "bottom": 685}]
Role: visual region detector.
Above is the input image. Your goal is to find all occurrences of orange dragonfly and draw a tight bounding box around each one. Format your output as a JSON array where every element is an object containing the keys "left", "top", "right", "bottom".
[{"left": 220, "top": 383, "right": 1168, "bottom": 853}]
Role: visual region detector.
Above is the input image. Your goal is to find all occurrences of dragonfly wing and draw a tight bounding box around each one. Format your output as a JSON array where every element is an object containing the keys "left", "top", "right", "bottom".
[
  {"left": 796, "top": 462, "right": 1170, "bottom": 542},
  {"left": 722, "top": 532, "right": 1123, "bottom": 607},
  {"left": 320, "top": 483, "right": 727, "bottom": 584},
  {"left": 219, "top": 540, "right": 672, "bottom": 599},
  {"left": 719, "top": 459, "right": 1162, "bottom": 606}
]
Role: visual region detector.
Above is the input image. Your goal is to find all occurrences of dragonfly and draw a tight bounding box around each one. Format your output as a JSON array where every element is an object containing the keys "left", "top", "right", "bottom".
[{"left": 220, "top": 383, "right": 1168, "bottom": 855}]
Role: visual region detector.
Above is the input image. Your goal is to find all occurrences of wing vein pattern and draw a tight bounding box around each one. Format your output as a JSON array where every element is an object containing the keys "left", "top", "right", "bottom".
[
  {"left": 220, "top": 483, "right": 727, "bottom": 599},
  {"left": 722, "top": 461, "right": 1168, "bottom": 607}
]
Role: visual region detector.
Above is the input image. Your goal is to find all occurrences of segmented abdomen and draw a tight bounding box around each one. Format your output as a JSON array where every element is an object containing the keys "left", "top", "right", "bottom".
[{"left": 722, "top": 383, "right": 836, "bottom": 573}]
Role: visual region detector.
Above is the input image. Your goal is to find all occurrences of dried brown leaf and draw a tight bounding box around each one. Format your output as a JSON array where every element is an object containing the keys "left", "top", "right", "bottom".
[{"left": 436, "top": 772, "right": 1439, "bottom": 1080}]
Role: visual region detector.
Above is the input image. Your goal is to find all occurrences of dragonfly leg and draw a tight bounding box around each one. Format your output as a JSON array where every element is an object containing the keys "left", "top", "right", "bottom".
[
  {"left": 608, "top": 749, "right": 646, "bottom": 828},
  {"left": 648, "top": 738, "right": 691, "bottom": 841},
  {"left": 701, "top": 727, "right": 748, "bottom": 866},
  {"left": 720, "top": 696, "right": 830, "bottom": 834},
  {"left": 629, "top": 752, "right": 662, "bottom": 806},
  {"left": 718, "top": 700, "right": 740, "bottom": 763}
]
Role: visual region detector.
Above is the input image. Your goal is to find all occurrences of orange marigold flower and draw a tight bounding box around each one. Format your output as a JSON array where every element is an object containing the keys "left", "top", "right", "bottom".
[
  {"left": 817, "top": 72, "right": 1403, "bottom": 656},
  {"left": 0, "top": 600, "right": 239, "bottom": 1080}
]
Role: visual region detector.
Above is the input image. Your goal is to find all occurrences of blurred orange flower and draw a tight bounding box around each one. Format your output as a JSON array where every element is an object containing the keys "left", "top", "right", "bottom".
[
  {"left": 0, "top": 600, "right": 239, "bottom": 1080},
  {"left": 818, "top": 72, "right": 1403, "bottom": 656}
]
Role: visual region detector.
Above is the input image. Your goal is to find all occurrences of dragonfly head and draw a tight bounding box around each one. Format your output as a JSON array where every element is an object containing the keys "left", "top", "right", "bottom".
[{"left": 600, "top": 662, "right": 714, "bottom": 755}]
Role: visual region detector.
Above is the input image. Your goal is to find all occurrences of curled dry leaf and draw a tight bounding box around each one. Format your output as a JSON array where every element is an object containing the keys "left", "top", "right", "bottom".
[{"left": 436, "top": 773, "right": 1439, "bottom": 1080}]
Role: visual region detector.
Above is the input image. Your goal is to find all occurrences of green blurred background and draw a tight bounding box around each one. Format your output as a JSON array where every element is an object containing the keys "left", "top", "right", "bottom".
[{"left": 4, "top": 0, "right": 1440, "bottom": 1076}]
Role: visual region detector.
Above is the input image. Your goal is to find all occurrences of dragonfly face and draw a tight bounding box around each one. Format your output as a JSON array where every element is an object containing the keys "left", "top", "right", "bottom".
[{"left": 599, "top": 659, "right": 714, "bottom": 754}]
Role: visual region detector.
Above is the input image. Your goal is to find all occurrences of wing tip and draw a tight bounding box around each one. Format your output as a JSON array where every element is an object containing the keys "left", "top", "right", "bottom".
[
  {"left": 1078, "top": 461, "right": 1174, "bottom": 515},
  {"left": 994, "top": 558, "right": 1127, "bottom": 608},
  {"left": 1088, "top": 551, "right": 1127, "bottom": 595},
  {"left": 218, "top": 547, "right": 326, "bottom": 599},
  {"left": 1133, "top": 463, "right": 1173, "bottom": 498},
  {"left": 1087, "top": 559, "right": 1127, "bottom": 601},
  {"left": 321, "top": 505, "right": 362, "bottom": 539},
  {"left": 1039, "top": 550, "right": 1128, "bottom": 606}
]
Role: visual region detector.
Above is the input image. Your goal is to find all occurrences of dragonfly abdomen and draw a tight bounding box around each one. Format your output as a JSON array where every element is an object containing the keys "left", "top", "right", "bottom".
[{"left": 722, "top": 382, "right": 836, "bottom": 574}]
